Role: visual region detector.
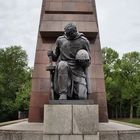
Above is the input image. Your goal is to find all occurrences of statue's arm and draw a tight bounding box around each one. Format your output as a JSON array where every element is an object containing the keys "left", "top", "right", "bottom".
[
  {"left": 51, "top": 38, "right": 60, "bottom": 62},
  {"left": 86, "top": 40, "right": 91, "bottom": 57},
  {"left": 84, "top": 38, "right": 91, "bottom": 64}
]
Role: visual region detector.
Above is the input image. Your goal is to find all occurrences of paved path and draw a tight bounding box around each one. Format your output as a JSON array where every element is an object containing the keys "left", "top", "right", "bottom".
[{"left": 0, "top": 120, "right": 140, "bottom": 132}]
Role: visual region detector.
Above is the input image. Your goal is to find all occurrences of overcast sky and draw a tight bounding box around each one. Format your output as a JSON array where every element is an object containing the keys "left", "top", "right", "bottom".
[{"left": 0, "top": 0, "right": 140, "bottom": 67}]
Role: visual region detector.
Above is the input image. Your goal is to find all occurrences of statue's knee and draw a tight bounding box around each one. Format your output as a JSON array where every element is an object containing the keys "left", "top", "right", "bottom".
[{"left": 58, "top": 61, "right": 68, "bottom": 71}]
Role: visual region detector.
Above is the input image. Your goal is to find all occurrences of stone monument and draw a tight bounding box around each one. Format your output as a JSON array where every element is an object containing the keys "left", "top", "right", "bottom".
[
  {"left": 28, "top": 0, "right": 108, "bottom": 123},
  {"left": 47, "top": 23, "right": 91, "bottom": 100},
  {"left": 1, "top": 1, "right": 140, "bottom": 140},
  {"left": 44, "top": 23, "right": 99, "bottom": 139}
]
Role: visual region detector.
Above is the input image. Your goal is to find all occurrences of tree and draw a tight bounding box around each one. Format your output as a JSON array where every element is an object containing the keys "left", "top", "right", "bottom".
[
  {"left": 102, "top": 47, "right": 119, "bottom": 79},
  {"left": 102, "top": 47, "right": 122, "bottom": 118},
  {"left": 15, "top": 68, "right": 32, "bottom": 111},
  {"left": 121, "top": 52, "right": 140, "bottom": 119},
  {"left": 0, "top": 46, "right": 31, "bottom": 122},
  {"left": 102, "top": 48, "right": 140, "bottom": 119}
]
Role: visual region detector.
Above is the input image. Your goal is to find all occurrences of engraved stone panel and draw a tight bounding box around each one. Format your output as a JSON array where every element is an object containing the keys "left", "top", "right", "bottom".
[
  {"left": 84, "top": 134, "right": 99, "bottom": 140},
  {"left": 43, "top": 135, "right": 59, "bottom": 140},
  {"left": 40, "top": 21, "right": 98, "bottom": 38},
  {"left": 45, "top": 1, "right": 93, "bottom": 13},
  {"left": 73, "top": 105, "right": 99, "bottom": 134},
  {"left": 44, "top": 105, "right": 72, "bottom": 134},
  {"left": 60, "top": 135, "right": 83, "bottom": 140},
  {"left": 42, "top": 14, "right": 96, "bottom": 22}
]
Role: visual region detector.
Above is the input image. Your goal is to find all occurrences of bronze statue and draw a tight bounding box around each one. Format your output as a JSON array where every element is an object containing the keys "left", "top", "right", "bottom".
[{"left": 48, "top": 23, "right": 91, "bottom": 100}]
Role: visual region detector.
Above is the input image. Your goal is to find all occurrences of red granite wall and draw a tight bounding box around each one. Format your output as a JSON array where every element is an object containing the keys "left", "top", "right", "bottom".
[{"left": 29, "top": 0, "right": 108, "bottom": 122}]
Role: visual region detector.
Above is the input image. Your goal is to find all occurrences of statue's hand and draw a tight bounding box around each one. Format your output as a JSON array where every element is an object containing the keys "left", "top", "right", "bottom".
[{"left": 47, "top": 50, "right": 53, "bottom": 57}]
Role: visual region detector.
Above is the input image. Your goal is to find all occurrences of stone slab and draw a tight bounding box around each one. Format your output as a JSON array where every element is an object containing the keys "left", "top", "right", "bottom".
[
  {"left": 73, "top": 105, "right": 99, "bottom": 134},
  {"left": 0, "top": 131, "right": 43, "bottom": 140},
  {"left": 48, "top": 100, "right": 94, "bottom": 105},
  {"left": 44, "top": 105, "right": 72, "bottom": 134},
  {"left": 42, "top": 14, "right": 96, "bottom": 22},
  {"left": 84, "top": 133, "right": 99, "bottom": 140},
  {"left": 40, "top": 21, "right": 98, "bottom": 38},
  {"left": 43, "top": 135, "right": 59, "bottom": 140},
  {"left": 60, "top": 135, "right": 83, "bottom": 140},
  {"left": 45, "top": 1, "right": 93, "bottom": 13},
  {"left": 1, "top": 121, "right": 140, "bottom": 140},
  {"left": 119, "top": 130, "right": 140, "bottom": 140},
  {"left": 99, "top": 131, "right": 119, "bottom": 140}
]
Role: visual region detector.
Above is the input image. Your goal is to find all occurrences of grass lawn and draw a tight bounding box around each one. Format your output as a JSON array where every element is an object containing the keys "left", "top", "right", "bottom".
[{"left": 113, "top": 118, "right": 140, "bottom": 125}]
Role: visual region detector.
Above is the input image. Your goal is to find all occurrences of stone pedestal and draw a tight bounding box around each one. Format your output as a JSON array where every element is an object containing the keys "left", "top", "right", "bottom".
[{"left": 43, "top": 104, "right": 99, "bottom": 140}]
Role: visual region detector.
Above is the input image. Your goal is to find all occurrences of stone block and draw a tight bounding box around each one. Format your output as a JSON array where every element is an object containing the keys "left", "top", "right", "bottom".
[
  {"left": 46, "top": 0, "right": 92, "bottom": 2},
  {"left": 44, "top": 105, "right": 72, "bottom": 134},
  {"left": 84, "top": 133, "right": 99, "bottom": 140},
  {"left": 95, "top": 79, "right": 106, "bottom": 92},
  {"left": 29, "top": 92, "right": 49, "bottom": 107},
  {"left": 100, "top": 131, "right": 119, "bottom": 140},
  {"left": 45, "top": 1, "right": 93, "bottom": 13},
  {"left": 40, "top": 21, "right": 98, "bottom": 32},
  {"left": 73, "top": 105, "right": 99, "bottom": 134},
  {"left": 94, "top": 51, "right": 103, "bottom": 64},
  {"left": 0, "top": 132, "right": 43, "bottom": 140},
  {"left": 32, "top": 64, "right": 50, "bottom": 78},
  {"left": 0, "top": 132, "right": 22, "bottom": 140},
  {"left": 88, "top": 65, "right": 104, "bottom": 79},
  {"left": 119, "top": 130, "right": 140, "bottom": 140},
  {"left": 22, "top": 132, "right": 43, "bottom": 140},
  {"left": 31, "top": 78, "right": 51, "bottom": 93},
  {"left": 43, "top": 135, "right": 59, "bottom": 140},
  {"left": 36, "top": 40, "right": 55, "bottom": 51},
  {"left": 40, "top": 21, "right": 98, "bottom": 38},
  {"left": 35, "top": 50, "right": 48, "bottom": 64},
  {"left": 42, "top": 14, "right": 96, "bottom": 22},
  {"left": 60, "top": 135, "right": 83, "bottom": 140},
  {"left": 28, "top": 106, "right": 44, "bottom": 122}
]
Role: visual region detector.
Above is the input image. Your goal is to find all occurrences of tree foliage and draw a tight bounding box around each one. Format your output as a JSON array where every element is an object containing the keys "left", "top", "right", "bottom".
[
  {"left": 102, "top": 47, "right": 140, "bottom": 119},
  {"left": 0, "top": 46, "right": 31, "bottom": 122}
]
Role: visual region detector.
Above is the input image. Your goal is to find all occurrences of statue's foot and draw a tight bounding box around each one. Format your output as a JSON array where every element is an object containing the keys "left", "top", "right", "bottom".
[{"left": 59, "top": 94, "right": 67, "bottom": 100}]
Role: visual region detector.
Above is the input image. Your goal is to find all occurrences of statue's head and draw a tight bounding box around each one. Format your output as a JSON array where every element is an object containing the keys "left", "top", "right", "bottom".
[{"left": 64, "top": 23, "right": 78, "bottom": 39}]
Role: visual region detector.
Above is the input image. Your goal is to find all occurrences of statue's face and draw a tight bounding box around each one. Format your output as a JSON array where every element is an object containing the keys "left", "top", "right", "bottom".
[{"left": 64, "top": 24, "right": 77, "bottom": 39}]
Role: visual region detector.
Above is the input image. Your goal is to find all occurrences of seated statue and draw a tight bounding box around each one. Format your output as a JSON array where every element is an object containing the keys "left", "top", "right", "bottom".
[{"left": 48, "top": 23, "right": 91, "bottom": 100}]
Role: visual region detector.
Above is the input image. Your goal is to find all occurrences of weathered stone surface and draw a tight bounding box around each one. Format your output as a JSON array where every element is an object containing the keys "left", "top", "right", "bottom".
[
  {"left": 22, "top": 133, "right": 43, "bottom": 140},
  {"left": 45, "top": 1, "right": 93, "bottom": 13},
  {"left": 48, "top": 100, "right": 94, "bottom": 105},
  {"left": 40, "top": 21, "right": 98, "bottom": 38},
  {"left": 99, "top": 131, "right": 119, "bottom": 140},
  {"left": 31, "top": 78, "right": 51, "bottom": 93},
  {"left": 32, "top": 64, "right": 50, "bottom": 78},
  {"left": 43, "top": 135, "right": 59, "bottom": 140},
  {"left": 0, "top": 131, "right": 43, "bottom": 140},
  {"left": 84, "top": 134, "right": 99, "bottom": 140},
  {"left": 73, "top": 105, "right": 99, "bottom": 134},
  {"left": 29, "top": 93, "right": 49, "bottom": 122},
  {"left": 60, "top": 135, "right": 83, "bottom": 140},
  {"left": 42, "top": 14, "right": 96, "bottom": 22},
  {"left": 34, "top": 50, "right": 48, "bottom": 64},
  {"left": 88, "top": 65, "right": 104, "bottom": 79},
  {"left": 29, "top": 93, "right": 49, "bottom": 107},
  {"left": 44, "top": 105, "right": 72, "bottom": 134},
  {"left": 29, "top": 106, "right": 44, "bottom": 122},
  {"left": 46, "top": 0, "right": 92, "bottom": 2},
  {"left": 1, "top": 121, "right": 140, "bottom": 140},
  {"left": 119, "top": 130, "right": 140, "bottom": 140}
]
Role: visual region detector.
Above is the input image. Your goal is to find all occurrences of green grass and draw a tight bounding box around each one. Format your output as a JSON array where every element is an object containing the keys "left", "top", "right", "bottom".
[{"left": 113, "top": 118, "right": 140, "bottom": 125}]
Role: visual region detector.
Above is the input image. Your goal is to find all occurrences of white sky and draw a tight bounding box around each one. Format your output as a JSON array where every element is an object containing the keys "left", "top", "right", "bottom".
[{"left": 0, "top": 0, "right": 140, "bottom": 67}]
